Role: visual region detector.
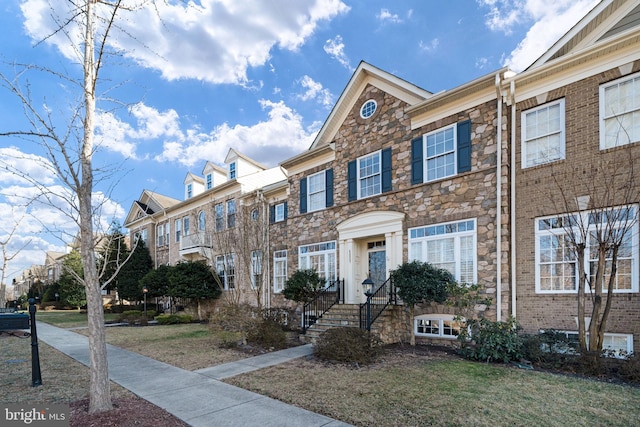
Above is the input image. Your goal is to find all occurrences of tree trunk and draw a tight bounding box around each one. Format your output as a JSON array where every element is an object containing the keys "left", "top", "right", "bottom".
[
  {"left": 576, "top": 244, "right": 587, "bottom": 354},
  {"left": 82, "top": 0, "right": 112, "bottom": 413}
]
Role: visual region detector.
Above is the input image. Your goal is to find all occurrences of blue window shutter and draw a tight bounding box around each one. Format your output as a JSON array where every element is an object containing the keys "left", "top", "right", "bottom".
[
  {"left": 457, "top": 120, "right": 472, "bottom": 173},
  {"left": 299, "top": 178, "right": 307, "bottom": 213},
  {"left": 411, "top": 137, "right": 423, "bottom": 185},
  {"left": 325, "top": 169, "right": 334, "bottom": 207},
  {"left": 284, "top": 201, "right": 288, "bottom": 219},
  {"left": 347, "top": 160, "right": 357, "bottom": 201},
  {"left": 269, "top": 205, "right": 275, "bottom": 223},
  {"left": 381, "top": 148, "right": 392, "bottom": 193}
]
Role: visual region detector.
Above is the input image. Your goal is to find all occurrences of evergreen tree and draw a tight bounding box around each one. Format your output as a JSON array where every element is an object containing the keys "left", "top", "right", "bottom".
[
  {"left": 116, "top": 239, "right": 153, "bottom": 302},
  {"left": 98, "top": 222, "right": 129, "bottom": 293},
  {"left": 140, "top": 264, "right": 171, "bottom": 298},
  {"left": 57, "top": 250, "right": 86, "bottom": 309},
  {"left": 167, "top": 261, "right": 221, "bottom": 300}
]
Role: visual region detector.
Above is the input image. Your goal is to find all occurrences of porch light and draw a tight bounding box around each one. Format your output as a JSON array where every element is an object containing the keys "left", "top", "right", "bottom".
[{"left": 362, "top": 277, "right": 374, "bottom": 296}]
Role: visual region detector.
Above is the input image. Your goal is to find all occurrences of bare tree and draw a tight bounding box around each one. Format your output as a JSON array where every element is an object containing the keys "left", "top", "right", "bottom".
[
  {"left": 0, "top": 215, "right": 30, "bottom": 308},
  {"left": 0, "top": 0, "right": 148, "bottom": 413},
  {"left": 549, "top": 141, "right": 640, "bottom": 360}
]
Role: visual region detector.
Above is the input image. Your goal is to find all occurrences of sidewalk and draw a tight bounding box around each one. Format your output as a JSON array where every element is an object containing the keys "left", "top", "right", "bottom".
[{"left": 35, "top": 322, "right": 352, "bottom": 427}]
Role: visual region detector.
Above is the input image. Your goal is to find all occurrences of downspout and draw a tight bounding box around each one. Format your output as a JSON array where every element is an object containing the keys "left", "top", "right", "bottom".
[
  {"left": 495, "top": 73, "right": 503, "bottom": 322},
  {"left": 510, "top": 80, "right": 517, "bottom": 318}
]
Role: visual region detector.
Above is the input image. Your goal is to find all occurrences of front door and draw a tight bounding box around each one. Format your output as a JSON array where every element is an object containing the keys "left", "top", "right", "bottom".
[{"left": 368, "top": 241, "right": 386, "bottom": 287}]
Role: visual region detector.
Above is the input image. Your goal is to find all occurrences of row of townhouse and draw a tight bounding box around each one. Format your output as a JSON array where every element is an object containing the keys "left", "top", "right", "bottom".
[{"left": 124, "top": 0, "right": 640, "bottom": 353}]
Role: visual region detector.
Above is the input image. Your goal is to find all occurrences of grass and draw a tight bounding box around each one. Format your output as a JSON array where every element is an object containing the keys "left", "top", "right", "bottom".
[
  {"left": 9, "top": 310, "right": 640, "bottom": 426},
  {"left": 36, "top": 310, "right": 121, "bottom": 328},
  {"left": 226, "top": 349, "right": 640, "bottom": 427}
]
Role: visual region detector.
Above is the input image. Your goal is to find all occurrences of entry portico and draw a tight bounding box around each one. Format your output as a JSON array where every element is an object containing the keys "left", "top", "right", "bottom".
[{"left": 336, "top": 211, "right": 404, "bottom": 304}]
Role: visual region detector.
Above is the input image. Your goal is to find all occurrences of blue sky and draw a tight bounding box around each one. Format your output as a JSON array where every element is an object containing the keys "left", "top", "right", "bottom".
[{"left": 0, "top": 0, "right": 600, "bottom": 286}]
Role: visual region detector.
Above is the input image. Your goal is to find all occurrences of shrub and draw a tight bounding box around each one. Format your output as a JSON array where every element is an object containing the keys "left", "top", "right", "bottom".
[
  {"left": 247, "top": 319, "right": 287, "bottom": 350},
  {"left": 314, "top": 327, "right": 382, "bottom": 364},
  {"left": 119, "top": 310, "right": 144, "bottom": 324},
  {"left": 458, "top": 317, "right": 523, "bottom": 363},
  {"left": 520, "top": 329, "right": 576, "bottom": 363},
  {"left": 155, "top": 313, "right": 193, "bottom": 325},
  {"left": 283, "top": 269, "right": 324, "bottom": 303}
]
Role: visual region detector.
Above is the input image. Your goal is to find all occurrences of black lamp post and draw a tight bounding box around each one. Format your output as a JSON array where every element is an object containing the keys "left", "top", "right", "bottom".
[
  {"left": 362, "top": 277, "right": 374, "bottom": 331},
  {"left": 142, "top": 286, "right": 148, "bottom": 320},
  {"left": 28, "top": 298, "right": 42, "bottom": 386}
]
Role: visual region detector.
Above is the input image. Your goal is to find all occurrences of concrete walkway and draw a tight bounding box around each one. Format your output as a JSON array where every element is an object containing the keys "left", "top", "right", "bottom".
[{"left": 35, "top": 322, "right": 352, "bottom": 427}]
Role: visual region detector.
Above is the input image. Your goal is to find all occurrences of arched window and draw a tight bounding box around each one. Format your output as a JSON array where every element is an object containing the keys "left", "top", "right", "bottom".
[{"left": 198, "top": 210, "right": 206, "bottom": 231}]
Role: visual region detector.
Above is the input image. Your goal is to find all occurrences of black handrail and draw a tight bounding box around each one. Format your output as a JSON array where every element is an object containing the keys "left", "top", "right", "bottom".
[
  {"left": 359, "top": 277, "right": 396, "bottom": 331},
  {"left": 302, "top": 279, "right": 344, "bottom": 333}
]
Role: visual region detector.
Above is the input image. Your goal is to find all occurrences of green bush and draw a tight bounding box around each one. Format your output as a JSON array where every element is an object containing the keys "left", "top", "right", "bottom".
[
  {"left": 458, "top": 317, "right": 523, "bottom": 363},
  {"left": 119, "top": 310, "right": 144, "bottom": 324},
  {"left": 314, "top": 327, "right": 382, "bottom": 364},
  {"left": 247, "top": 319, "right": 287, "bottom": 349},
  {"left": 520, "top": 329, "right": 576, "bottom": 363},
  {"left": 155, "top": 313, "right": 193, "bottom": 325},
  {"left": 283, "top": 269, "right": 324, "bottom": 303}
]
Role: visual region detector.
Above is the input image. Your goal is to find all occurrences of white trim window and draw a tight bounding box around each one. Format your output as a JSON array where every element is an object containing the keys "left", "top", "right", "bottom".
[
  {"left": 229, "top": 161, "right": 237, "bottom": 179},
  {"left": 186, "top": 183, "right": 193, "bottom": 199},
  {"left": 299, "top": 241, "right": 337, "bottom": 284},
  {"left": 415, "top": 314, "right": 462, "bottom": 339},
  {"left": 273, "top": 250, "right": 288, "bottom": 293},
  {"left": 307, "top": 170, "right": 326, "bottom": 212},
  {"left": 275, "top": 203, "right": 285, "bottom": 222},
  {"left": 358, "top": 151, "right": 381, "bottom": 198},
  {"left": 175, "top": 219, "right": 181, "bottom": 242},
  {"left": 425, "top": 124, "right": 456, "bottom": 181},
  {"left": 227, "top": 200, "right": 236, "bottom": 228},
  {"left": 215, "top": 203, "right": 224, "bottom": 231},
  {"left": 250, "top": 250, "right": 263, "bottom": 289},
  {"left": 409, "top": 219, "right": 476, "bottom": 284},
  {"left": 206, "top": 173, "right": 213, "bottom": 190},
  {"left": 198, "top": 210, "right": 206, "bottom": 231},
  {"left": 522, "top": 99, "right": 565, "bottom": 167},
  {"left": 216, "top": 253, "right": 235, "bottom": 290},
  {"left": 547, "top": 331, "right": 634, "bottom": 358},
  {"left": 600, "top": 72, "right": 640, "bottom": 149},
  {"left": 183, "top": 216, "right": 190, "bottom": 237},
  {"left": 535, "top": 206, "right": 639, "bottom": 293},
  {"left": 165, "top": 222, "right": 170, "bottom": 245},
  {"left": 157, "top": 224, "right": 164, "bottom": 247}
]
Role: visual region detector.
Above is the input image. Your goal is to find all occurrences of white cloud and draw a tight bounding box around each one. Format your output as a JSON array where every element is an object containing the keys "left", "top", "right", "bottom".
[
  {"left": 377, "top": 9, "right": 402, "bottom": 24},
  {"left": 476, "top": 57, "right": 490, "bottom": 69},
  {"left": 419, "top": 38, "right": 440, "bottom": 53},
  {"left": 154, "top": 99, "right": 315, "bottom": 168},
  {"left": 477, "top": 0, "right": 601, "bottom": 71},
  {"left": 324, "top": 35, "right": 353, "bottom": 71},
  {"left": 297, "top": 75, "right": 334, "bottom": 107},
  {"left": 20, "top": 0, "right": 350, "bottom": 85}
]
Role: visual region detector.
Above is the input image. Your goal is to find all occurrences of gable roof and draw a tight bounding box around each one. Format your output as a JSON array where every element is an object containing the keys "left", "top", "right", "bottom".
[
  {"left": 124, "top": 190, "right": 181, "bottom": 226},
  {"left": 224, "top": 148, "right": 268, "bottom": 170},
  {"left": 529, "top": 0, "right": 640, "bottom": 69},
  {"left": 308, "top": 61, "right": 432, "bottom": 150}
]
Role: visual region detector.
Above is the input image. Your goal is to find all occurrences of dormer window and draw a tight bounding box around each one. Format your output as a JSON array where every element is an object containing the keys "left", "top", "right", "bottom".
[
  {"left": 229, "top": 162, "right": 237, "bottom": 179},
  {"left": 186, "top": 183, "right": 193, "bottom": 199},
  {"left": 206, "top": 173, "right": 213, "bottom": 190}
]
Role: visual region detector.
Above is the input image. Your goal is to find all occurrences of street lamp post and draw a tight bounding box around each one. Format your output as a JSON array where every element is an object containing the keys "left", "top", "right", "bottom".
[
  {"left": 142, "top": 286, "right": 148, "bottom": 321},
  {"left": 362, "top": 278, "right": 374, "bottom": 331}
]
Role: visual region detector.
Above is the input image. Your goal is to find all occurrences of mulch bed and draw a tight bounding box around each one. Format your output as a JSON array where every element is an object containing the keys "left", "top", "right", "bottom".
[{"left": 70, "top": 397, "right": 189, "bottom": 427}]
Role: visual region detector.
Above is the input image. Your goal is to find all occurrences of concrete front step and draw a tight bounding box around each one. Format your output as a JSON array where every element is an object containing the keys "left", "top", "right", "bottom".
[{"left": 302, "top": 304, "right": 362, "bottom": 343}]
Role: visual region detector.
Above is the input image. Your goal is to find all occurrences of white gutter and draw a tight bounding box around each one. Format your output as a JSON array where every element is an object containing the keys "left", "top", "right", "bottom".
[
  {"left": 495, "top": 73, "right": 503, "bottom": 322},
  {"left": 510, "top": 80, "right": 517, "bottom": 318}
]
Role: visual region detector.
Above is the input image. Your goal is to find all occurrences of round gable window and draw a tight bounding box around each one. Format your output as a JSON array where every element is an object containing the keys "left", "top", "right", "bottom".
[{"left": 360, "top": 99, "right": 377, "bottom": 119}]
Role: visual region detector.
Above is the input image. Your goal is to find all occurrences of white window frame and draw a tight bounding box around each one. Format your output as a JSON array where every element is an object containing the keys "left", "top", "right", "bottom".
[
  {"left": 298, "top": 241, "right": 337, "bottom": 285},
  {"left": 274, "top": 203, "right": 285, "bottom": 222},
  {"left": 227, "top": 199, "right": 236, "bottom": 228},
  {"left": 250, "top": 250, "right": 263, "bottom": 289},
  {"left": 183, "top": 216, "right": 190, "bottom": 237},
  {"left": 273, "top": 250, "right": 288, "bottom": 293},
  {"left": 307, "top": 170, "right": 326, "bottom": 212},
  {"left": 198, "top": 210, "right": 206, "bottom": 231},
  {"left": 415, "top": 314, "right": 462, "bottom": 339},
  {"left": 229, "top": 161, "right": 237, "bottom": 179},
  {"left": 424, "top": 124, "right": 457, "bottom": 182},
  {"left": 545, "top": 330, "right": 634, "bottom": 358},
  {"left": 186, "top": 183, "right": 193, "bottom": 199},
  {"left": 357, "top": 151, "right": 381, "bottom": 199},
  {"left": 175, "top": 219, "right": 181, "bottom": 242},
  {"left": 521, "top": 99, "right": 565, "bottom": 167},
  {"left": 157, "top": 224, "right": 164, "bottom": 247},
  {"left": 165, "top": 222, "right": 170, "bottom": 245},
  {"left": 535, "top": 206, "right": 639, "bottom": 294},
  {"left": 216, "top": 253, "right": 235, "bottom": 290},
  {"left": 600, "top": 72, "right": 640, "bottom": 150},
  {"left": 215, "top": 203, "right": 224, "bottom": 231},
  {"left": 206, "top": 173, "right": 213, "bottom": 190},
  {"left": 408, "top": 219, "right": 477, "bottom": 284},
  {"left": 360, "top": 99, "right": 377, "bottom": 119}
]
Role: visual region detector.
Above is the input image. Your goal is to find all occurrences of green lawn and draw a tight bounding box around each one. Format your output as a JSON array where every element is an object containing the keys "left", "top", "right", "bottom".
[{"left": 35, "top": 310, "right": 121, "bottom": 328}]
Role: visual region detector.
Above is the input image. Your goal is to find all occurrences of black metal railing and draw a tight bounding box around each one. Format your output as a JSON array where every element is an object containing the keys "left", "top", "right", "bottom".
[
  {"left": 359, "top": 277, "right": 396, "bottom": 331},
  {"left": 302, "top": 279, "right": 344, "bottom": 333}
]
